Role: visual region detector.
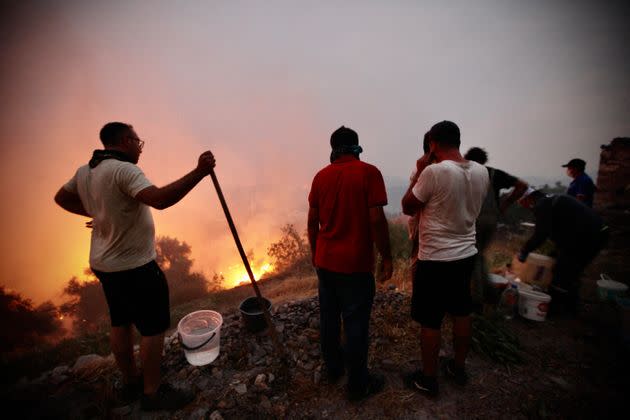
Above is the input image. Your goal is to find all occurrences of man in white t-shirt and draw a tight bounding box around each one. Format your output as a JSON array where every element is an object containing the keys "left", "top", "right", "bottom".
[
  {"left": 401, "top": 120, "right": 489, "bottom": 397},
  {"left": 54, "top": 122, "right": 215, "bottom": 411}
]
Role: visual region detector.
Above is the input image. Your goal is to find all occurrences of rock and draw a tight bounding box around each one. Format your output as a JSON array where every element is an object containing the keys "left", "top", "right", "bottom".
[
  {"left": 195, "top": 376, "right": 210, "bottom": 390},
  {"left": 260, "top": 395, "right": 272, "bottom": 410},
  {"left": 268, "top": 373, "right": 275, "bottom": 383},
  {"left": 309, "top": 318, "right": 320, "bottom": 329},
  {"left": 548, "top": 375, "right": 571, "bottom": 390},
  {"left": 388, "top": 284, "right": 396, "bottom": 291},
  {"left": 254, "top": 374, "right": 267, "bottom": 386},
  {"left": 52, "top": 365, "right": 70, "bottom": 376},
  {"left": 234, "top": 383, "right": 247, "bottom": 395},
  {"left": 190, "top": 407, "right": 210, "bottom": 419},
  {"left": 72, "top": 354, "right": 104, "bottom": 372},
  {"left": 210, "top": 410, "right": 224, "bottom": 420},
  {"left": 50, "top": 374, "right": 68, "bottom": 385},
  {"left": 313, "top": 371, "right": 321, "bottom": 385},
  {"left": 111, "top": 405, "right": 132, "bottom": 416},
  {"left": 212, "top": 367, "right": 223, "bottom": 379},
  {"left": 382, "top": 359, "right": 396, "bottom": 369}
]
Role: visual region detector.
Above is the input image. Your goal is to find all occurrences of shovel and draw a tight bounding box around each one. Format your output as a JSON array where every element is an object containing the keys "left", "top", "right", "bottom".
[{"left": 208, "top": 169, "right": 285, "bottom": 360}]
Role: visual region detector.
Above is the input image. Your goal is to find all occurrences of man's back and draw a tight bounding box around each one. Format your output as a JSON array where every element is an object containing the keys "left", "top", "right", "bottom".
[
  {"left": 413, "top": 160, "right": 489, "bottom": 261},
  {"left": 536, "top": 194, "right": 603, "bottom": 248},
  {"left": 66, "top": 160, "right": 156, "bottom": 271},
  {"left": 308, "top": 155, "right": 387, "bottom": 273}
]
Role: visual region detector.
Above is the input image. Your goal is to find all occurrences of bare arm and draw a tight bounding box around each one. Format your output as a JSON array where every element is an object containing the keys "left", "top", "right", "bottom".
[
  {"left": 54, "top": 188, "right": 90, "bottom": 217},
  {"left": 370, "top": 206, "right": 392, "bottom": 282},
  {"left": 307, "top": 206, "right": 319, "bottom": 265},
  {"left": 135, "top": 151, "right": 215, "bottom": 210},
  {"left": 500, "top": 179, "right": 528, "bottom": 214},
  {"left": 401, "top": 154, "right": 432, "bottom": 216}
]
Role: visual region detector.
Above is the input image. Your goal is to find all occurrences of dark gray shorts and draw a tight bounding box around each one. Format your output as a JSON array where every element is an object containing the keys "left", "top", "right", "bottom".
[{"left": 93, "top": 260, "right": 170, "bottom": 336}]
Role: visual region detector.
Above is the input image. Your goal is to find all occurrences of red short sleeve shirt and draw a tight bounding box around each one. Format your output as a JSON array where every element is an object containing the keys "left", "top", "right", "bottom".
[{"left": 308, "top": 155, "right": 388, "bottom": 273}]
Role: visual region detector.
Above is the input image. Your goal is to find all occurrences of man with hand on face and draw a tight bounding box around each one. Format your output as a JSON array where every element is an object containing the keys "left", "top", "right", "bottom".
[
  {"left": 55, "top": 122, "right": 216, "bottom": 412},
  {"left": 402, "top": 121, "right": 489, "bottom": 398},
  {"left": 308, "top": 126, "right": 392, "bottom": 401}
]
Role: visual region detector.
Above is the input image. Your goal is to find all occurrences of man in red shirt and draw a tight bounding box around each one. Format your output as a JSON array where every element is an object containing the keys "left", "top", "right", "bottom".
[{"left": 308, "top": 126, "right": 392, "bottom": 401}]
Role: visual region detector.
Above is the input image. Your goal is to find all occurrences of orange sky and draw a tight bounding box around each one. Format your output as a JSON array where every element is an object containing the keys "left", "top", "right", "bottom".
[
  {"left": 0, "top": 6, "right": 326, "bottom": 303},
  {"left": 2, "top": 1, "right": 629, "bottom": 304}
]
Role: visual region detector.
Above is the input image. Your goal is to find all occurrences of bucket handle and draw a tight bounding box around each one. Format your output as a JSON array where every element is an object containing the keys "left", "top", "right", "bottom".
[{"left": 178, "top": 332, "right": 216, "bottom": 351}]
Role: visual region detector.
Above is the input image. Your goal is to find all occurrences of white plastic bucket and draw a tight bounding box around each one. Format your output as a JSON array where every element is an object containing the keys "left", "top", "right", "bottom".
[
  {"left": 597, "top": 274, "right": 628, "bottom": 301},
  {"left": 518, "top": 289, "right": 552, "bottom": 321},
  {"left": 177, "top": 310, "right": 223, "bottom": 366},
  {"left": 488, "top": 273, "right": 508, "bottom": 288}
]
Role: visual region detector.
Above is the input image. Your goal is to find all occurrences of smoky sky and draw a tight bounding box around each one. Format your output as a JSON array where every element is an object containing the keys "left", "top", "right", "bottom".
[{"left": 1, "top": 0, "right": 629, "bottom": 303}]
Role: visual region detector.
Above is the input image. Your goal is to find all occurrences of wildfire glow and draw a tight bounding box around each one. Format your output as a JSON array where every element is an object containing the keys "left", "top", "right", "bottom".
[{"left": 224, "top": 262, "right": 274, "bottom": 289}]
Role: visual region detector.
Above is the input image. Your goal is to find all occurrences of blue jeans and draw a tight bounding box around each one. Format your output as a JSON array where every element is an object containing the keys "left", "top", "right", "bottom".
[{"left": 317, "top": 268, "right": 375, "bottom": 391}]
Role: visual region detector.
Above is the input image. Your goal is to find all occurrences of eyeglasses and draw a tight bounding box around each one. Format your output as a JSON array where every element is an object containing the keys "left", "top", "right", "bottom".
[{"left": 127, "top": 136, "right": 145, "bottom": 150}]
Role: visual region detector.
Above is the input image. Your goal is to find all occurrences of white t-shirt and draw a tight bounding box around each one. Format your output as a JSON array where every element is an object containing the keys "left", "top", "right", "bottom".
[
  {"left": 64, "top": 160, "right": 156, "bottom": 272},
  {"left": 412, "top": 160, "right": 489, "bottom": 261}
]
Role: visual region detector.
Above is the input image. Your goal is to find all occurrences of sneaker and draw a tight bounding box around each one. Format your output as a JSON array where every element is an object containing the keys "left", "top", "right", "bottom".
[
  {"left": 442, "top": 359, "right": 468, "bottom": 386},
  {"left": 403, "top": 369, "right": 438, "bottom": 397},
  {"left": 117, "top": 375, "right": 143, "bottom": 404},
  {"left": 347, "top": 373, "right": 385, "bottom": 401},
  {"left": 141, "top": 383, "right": 195, "bottom": 412}
]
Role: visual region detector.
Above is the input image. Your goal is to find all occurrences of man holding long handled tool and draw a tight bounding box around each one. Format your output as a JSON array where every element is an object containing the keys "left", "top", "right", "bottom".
[
  {"left": 55, "top": 122, "right": 215, "bottom": 411},
  {"left": 308, "top": 126, "right": 393, "bottom": 401}
]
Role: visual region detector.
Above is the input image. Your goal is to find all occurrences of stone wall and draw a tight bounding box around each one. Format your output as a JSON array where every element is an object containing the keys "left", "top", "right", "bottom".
[{"left": 595, "top": 137, "right": 630, "bottom": 211}]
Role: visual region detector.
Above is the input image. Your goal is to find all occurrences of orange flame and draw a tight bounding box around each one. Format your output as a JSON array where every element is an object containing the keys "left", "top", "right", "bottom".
[{"left": 223, "top": 262, "right": 274, "bottom": 289}]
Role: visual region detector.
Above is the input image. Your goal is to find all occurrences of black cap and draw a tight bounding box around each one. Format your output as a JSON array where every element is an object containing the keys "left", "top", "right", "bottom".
[
  {"left": 330, "top": 126, "right": 358, "bottom": 148},
  {"left": 561, "top": 158, "right": 586, "bottom": 171}
]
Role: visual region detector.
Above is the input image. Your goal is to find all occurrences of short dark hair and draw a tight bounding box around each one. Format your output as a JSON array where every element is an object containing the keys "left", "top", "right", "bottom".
[
  {"left": 464, "top": 147, "right": 488, "bottom": 164},
  {"left": 99, "top": 122, "right": 132, "bottom": 147},
  {"left": 330, "top": 126, "right": 359, "bottom": 148},
  {"left": 428, "top": 120, "right": 460, "bottom": 148},
  {"left": 422, "top": 131, "right": 430, "bottom": 154}
]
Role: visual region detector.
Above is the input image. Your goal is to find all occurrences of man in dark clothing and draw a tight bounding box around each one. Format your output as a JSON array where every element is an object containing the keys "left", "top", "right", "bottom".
[
  {"left": 517, "top": 189, "right": 608, "bottom": 316},
  {"left": 464, "top": 147, "right": 528, "bottom": 306},
  {"left": 562, "top": 158, "right": 596, "bottom": 207},
  {"left": 307, "top": 126, "right": 393, "bottom": 401}
]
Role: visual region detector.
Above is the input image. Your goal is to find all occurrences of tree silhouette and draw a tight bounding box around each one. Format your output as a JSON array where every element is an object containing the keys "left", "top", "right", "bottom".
[
  {"left": 59, "top": 272, "right": 107, "bottom": 333},
  {"left": 267, "top": 224, "right": 312, "bottom": 275},
  {"left": 155, "top": 236, "right": 210, "bottom": 304},
  {"left": 0, "top": 286, "right": 65, "bottom": 353},
  {"left": 59, "top": 236, "right": 212, "bottom": 332}
]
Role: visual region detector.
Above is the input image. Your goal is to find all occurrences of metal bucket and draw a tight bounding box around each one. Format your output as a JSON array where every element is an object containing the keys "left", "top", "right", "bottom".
[{"left": 239, "top": 296, "right": 272, "bottom": 333}]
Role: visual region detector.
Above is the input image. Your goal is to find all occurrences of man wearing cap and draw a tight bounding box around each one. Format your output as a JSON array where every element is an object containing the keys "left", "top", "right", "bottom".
[
  {"left": 307, "top": 126, "right": 393, "bottom": 401},
  {"left": 562, "top": 158, "right": 596, "bottom": 207},
  {"left": 517, "top": 189, "right": 608, "bottom": 317}
]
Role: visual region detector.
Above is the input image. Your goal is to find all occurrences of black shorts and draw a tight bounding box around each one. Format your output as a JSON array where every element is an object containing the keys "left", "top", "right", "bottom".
[
  {"left": 411, "top": 255, "right": 475, "bottom": 329},
  {"left": 93, "top": 260, "right": 170, "bottom": 336}
]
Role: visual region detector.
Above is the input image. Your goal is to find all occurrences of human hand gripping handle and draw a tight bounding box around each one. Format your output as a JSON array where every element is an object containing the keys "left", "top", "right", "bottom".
[{"left": 196, "top": 151, "right": 216, "bottom": 176}]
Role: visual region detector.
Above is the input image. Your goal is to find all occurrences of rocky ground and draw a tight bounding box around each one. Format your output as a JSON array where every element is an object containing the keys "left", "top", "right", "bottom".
[{"left": 4, "top": 286, "right": 629, "bottom": 420}]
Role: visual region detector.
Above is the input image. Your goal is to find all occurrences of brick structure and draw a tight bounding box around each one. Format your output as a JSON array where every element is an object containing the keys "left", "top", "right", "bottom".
[{"left": 594, "top": 137, "right": 630, "bottom": 211}]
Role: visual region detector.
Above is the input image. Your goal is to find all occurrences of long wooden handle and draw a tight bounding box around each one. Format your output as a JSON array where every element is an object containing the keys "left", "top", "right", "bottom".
[{"left": 208, "top": 169, "right": 285, "bottom": 359}]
